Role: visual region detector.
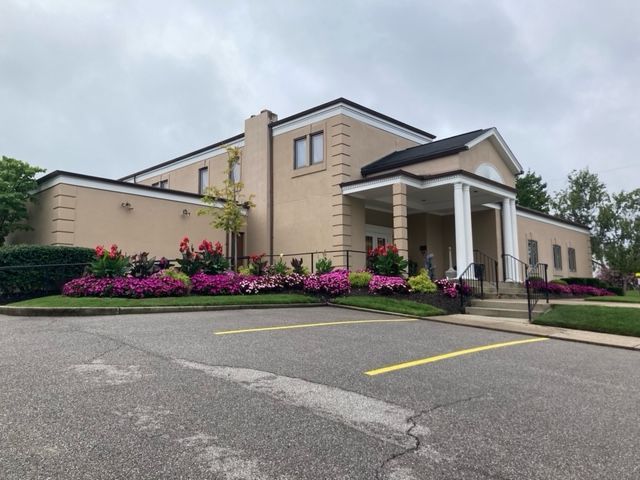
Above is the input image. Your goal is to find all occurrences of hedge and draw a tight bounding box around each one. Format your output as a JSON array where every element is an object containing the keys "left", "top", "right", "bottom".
[
  {"left": 0, "top": 245, "right": 94, "bottom": 300},
  {"left": 561, "top": 276, "right": 623, "bottom": 296}
]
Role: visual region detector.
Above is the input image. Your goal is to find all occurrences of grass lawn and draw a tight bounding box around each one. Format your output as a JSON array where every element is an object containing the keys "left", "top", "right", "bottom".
[
  {"left": 8, "top": 293, "right": 321, "bottom": 308},
  {"left": 534, "top": 305, "right": 640, "bottom": 337},
  {"left": 585, "top": 290, "right": 640, "bottom": 304},
  {"left": 332, "top": 296, "right": 445, "bottom": 317}
]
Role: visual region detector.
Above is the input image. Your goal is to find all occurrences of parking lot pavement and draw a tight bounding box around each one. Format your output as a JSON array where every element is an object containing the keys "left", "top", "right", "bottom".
[{"left": 1, "top": 307, "right": 639, "bottom": 479}]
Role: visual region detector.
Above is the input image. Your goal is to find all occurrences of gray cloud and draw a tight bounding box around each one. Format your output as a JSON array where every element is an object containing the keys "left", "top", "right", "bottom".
[{"left": 1, "top": 0, "right": 638, "bottom": 192}]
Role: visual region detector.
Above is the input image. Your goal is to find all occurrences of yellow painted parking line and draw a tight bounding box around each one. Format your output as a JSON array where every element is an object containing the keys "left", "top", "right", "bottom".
[
  {"left": 365, "top": 337, "right": 549, "bottom": 376},
  {"left": 215, "top": 318, "right": 418, "bottom": 335}
]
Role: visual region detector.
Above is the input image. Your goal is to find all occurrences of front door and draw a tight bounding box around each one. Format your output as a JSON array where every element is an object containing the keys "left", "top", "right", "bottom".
[{"left": 365, "top": 225, "right": 393, "bottom": 252}]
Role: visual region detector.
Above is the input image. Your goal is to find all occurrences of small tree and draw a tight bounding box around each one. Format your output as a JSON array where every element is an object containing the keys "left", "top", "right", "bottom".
[
  {"left": 198, "top": 147, "right": 254, "bottom": 270},
  {"left": 516, "top": 169, "right": 552, "bottom": 213},
  {"left": 596, "top": 189, "right": 640, "bottom": 291},
  {"left": 0, "top": 156, "right": 46, "bottom": 246}
]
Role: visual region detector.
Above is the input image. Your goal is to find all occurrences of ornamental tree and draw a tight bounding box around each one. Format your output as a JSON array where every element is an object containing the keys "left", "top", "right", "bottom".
[
  {"left": 0, "top": 156, "right": 46, "bottom": 246},
  {"left": 198, "top": 147, "right": 255, "bottom": 270}
]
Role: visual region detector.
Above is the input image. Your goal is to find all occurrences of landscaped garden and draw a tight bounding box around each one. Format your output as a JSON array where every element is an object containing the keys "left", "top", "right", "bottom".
[{"left": 2, "top": 240, "right": 464, "bottom": 315}]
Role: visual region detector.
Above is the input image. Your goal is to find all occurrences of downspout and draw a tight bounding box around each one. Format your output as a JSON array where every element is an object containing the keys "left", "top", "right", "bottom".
[{"left": 268, "top": 122, "right": 274, "bottom": 264}]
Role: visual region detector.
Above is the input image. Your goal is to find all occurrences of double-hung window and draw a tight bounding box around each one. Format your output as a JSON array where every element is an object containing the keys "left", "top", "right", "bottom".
[
  {"left": 294, "top": 132, "right": 324, "bottom": 169},
  {"left": 527, "top": 239, "right": 539, "bottom": 266}
]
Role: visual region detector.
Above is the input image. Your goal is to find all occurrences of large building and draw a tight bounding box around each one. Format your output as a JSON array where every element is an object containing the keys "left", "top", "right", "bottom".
[{"left": 10, "top": 98, "right": 592, "bottom": 279}]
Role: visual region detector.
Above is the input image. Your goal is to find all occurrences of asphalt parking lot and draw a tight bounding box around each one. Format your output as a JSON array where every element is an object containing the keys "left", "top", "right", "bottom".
[{"left": 1, "top": 306, "right": 639, "bottom": 479}]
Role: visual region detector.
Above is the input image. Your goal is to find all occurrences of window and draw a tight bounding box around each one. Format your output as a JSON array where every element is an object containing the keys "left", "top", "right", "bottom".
[
  {"left": 311, "top": 132, "right": 324, "bottom": 164},
  {"left": 293, "top": 132, "right": 324, "bottom": 169},
  {"left": 527, "top": 239, "right": 539, "bottom": 266},
  {"left": 229, "top": 161, "right": 240, "bottom": 183},
  {"left": 553, "top": 244, "right": 562, "bottom": 270},
  {"left": 568, "top": 248, "right": 577, "bottom": 272},
  {"left": 198, "top": 167, "right": 208, "bottom": 195},
  {"left": 294, "top": 137, "right": 307, "bottom": 169},
  {"left": 151, "top": 180, "right": 168, "bottom": 189}
]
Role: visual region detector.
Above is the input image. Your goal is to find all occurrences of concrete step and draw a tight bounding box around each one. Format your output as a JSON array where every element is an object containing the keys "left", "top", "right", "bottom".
[
  {"left": 471, "top": 300, "right": 550, "bottom": 312},
  {"left": 465, "top": 307, "right": 531, "bottom": 320}
]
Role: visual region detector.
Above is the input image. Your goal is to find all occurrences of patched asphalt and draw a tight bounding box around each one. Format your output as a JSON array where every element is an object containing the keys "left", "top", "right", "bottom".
[{"left": 1, "top": 307, "right": 639, "bottom": 479}]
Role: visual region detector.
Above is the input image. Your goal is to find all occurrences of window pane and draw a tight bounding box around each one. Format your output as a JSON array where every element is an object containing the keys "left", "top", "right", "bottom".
[
  {"left": 528, "top": 240, "right": 538, "bottom": 265},
  {"left": 294, "top": 138, "right": 307, "bottom": 169},
  {"left": 553, "top": 245, "right": 562, "bottom": 269},
  {"left": 229, "top": 162, "right": 240, "bottom": 183},
  {"left": 198, "top": 168, "right": 208, "bottom": 194},
  {"left": 569, "top": 248, "right": 576, "bottom": 271},
  {"left": 365, "top": 236, "right": 373, "bottom": 252},
  {"left": 311, "top": 132, "right": 324, "bottom": 164}
]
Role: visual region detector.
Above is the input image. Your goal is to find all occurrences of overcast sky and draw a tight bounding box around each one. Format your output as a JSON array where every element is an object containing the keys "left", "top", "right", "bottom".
[{"left": 1, "top": 0, "right": 639, "bottom": 194}]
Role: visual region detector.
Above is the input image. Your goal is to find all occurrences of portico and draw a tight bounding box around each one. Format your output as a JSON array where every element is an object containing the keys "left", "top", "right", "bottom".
[{"left": 342, "top": 170, "right": 521, "bottom": 281}]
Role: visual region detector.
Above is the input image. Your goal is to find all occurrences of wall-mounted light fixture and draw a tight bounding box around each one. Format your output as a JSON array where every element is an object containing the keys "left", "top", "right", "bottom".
[
  {"left": 182, "top": 209, "right": 191, "bottom": 216},
  {"left": 121, "top": 201, "right": 133, "bottom": 210}
]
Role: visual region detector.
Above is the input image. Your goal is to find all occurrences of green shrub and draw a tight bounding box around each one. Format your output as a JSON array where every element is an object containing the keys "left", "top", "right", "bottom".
[
  {"left": 269, "top": 255, "right": 289, "bottom": 275},
  {"left": 349, "top": 271, "right": 372, "bottom": 288},
  {"left": 290, "top": 258, "right": 305, "bottom": 274},
  {"left": 550, "top": 279, "right": 568, "bottom": 285},
  {"left": 315, "top": 256, "right": 333, "bottom": 274},
  {"left": 0, "top": 244, "right": 94, "bottom": 299},
  {"left": 160, "top": 269, "right": 191, "bottom": 287},
  {"left": 561, "top": 277, "right": 608, "bottom": 289},
  {"left": 238, "top": 265, "right": 252, "bottom": 276},
  {"left": 407, "top": 270, "right": 437, "bottom": 293},
  {"left": 606, "top": 286, "right": 624, "bottom": 296},
  {"left": 367, "top": 244, "right": 408, "bottom": 276}
]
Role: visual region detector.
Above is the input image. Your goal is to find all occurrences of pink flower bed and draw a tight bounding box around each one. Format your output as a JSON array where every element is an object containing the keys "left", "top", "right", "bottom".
[
  {"left": 62, "top": 274, "right": 188, "bottom": 298},
  {"left": 190, "top": 272, "right": 308, "bottom": 295},
  {"left": 191, "top": 272, "right": 242, "bottom": 295},
  {"left": 368, "top": 275, "right": 408, "bottom": 295},
  {"left": 303, "top": 270, "right": 350, "bottom": 297},
  {"left": 530, "top": 280, "right": 614, "bottom": 297}
]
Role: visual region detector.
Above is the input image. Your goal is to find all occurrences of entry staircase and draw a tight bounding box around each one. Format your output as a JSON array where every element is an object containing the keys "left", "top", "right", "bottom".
[{"left": 458, "top": 251, "right": 550, "bottom": 322}]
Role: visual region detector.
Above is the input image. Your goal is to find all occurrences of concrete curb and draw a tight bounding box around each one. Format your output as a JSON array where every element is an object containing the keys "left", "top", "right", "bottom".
[
  {"left": 328, "top": 303, "right": 640, "bottom": 352},
  {"left": 0, "top": 303, "right": 325, "bottom": 317}
]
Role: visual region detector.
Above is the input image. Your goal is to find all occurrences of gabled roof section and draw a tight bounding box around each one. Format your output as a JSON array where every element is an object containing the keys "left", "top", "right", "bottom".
[
  {"left": 270, "top": 98, "right": 436, "bottom": 142},
  {"left": 361, "top": 127, "right": 524, "bottom": 177}
]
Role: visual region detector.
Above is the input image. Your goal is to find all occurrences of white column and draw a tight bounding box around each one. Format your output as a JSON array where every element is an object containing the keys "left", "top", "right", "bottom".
[
  {"left": 453, "top": 182, "right": 467, "bottom": 276},
  {"left": 463, "top": 184, "right": 474, "bottom": 271},
  {"left": 509, "top": 198, "right": 521, "bottom": 281},
  {"left": 502, "top": 198, "right": 514, "bottom": 281}
]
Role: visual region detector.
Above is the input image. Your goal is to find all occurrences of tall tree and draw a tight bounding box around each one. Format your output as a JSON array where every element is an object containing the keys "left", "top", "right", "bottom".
[
  {"left": 552, "top": 168, "right": 609, "bottom": 260},
  {"left": 198, "top": 147, "right": 254, "bottom": 270},
  {"left": 596, "top": 189, "right": 640, "bottom": 290},
  {"left": 516, "top": 169, "right": 552, "bottom": 212},
  {"left": 0, "top": 156, "right": 46, "bottom": 246}
]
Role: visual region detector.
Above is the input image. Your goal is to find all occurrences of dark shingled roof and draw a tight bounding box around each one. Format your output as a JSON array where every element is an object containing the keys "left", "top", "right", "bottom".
[{"left": 361, "top": 128, "right": 490, "bottom": 176}]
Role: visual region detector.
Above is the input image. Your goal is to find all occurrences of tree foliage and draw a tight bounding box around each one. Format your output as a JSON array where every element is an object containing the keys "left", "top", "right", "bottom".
[
  {"left": 0, "top": 156, "right": 46, "bottom": 246},
  {"left": 515, "top": 169, "right": 552, "bottom": 212},
  {"left": 552, "top": 168, "right": 609, "bottom": 259},
  {"left": 198, "top": 147, "right": 254, "bottom": 269},
  {"left": 595, "top": 189, "right": 640, "bottom": 283}
]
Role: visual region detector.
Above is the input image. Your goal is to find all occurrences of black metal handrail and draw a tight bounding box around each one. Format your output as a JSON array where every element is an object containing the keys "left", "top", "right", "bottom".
[
  {"left": 227, "top": 249, "right": 369, "bottom": 272},
  {"left": 502, "top": 254, "right": 528, "bottom": 283},
  {"left": 458, "top": 262, "right": 484, "bottom": 310},
  {"left": 525, "top": 262, "right": 549, "bottom": 322},
  {"left": 473, "top": 249, "right": 499, "bottom": 297}
]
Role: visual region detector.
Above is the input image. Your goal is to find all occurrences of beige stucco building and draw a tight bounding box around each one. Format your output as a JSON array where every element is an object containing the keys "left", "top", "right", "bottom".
[{"left": 11, "top": 98, "right": 591, "bottom": 279}]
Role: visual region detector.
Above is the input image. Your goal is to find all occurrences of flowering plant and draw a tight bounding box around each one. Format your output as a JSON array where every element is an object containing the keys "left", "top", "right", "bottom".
[
  {"left": 368, "top": 275, "right": 408, "bottom": 295},
  {"left": 89, "top": 244, "right": 130, "bottom": 278},
  {"left": 63, "top": 273, "right": 188, "bottom": 298},
  {"left": 248, "top": 253, "right": 267, "bottom": 276},
  {"left": 130, "top": 251, "right": 159, "bottom": 278},
  {"left": 367, "top": 244, "right": 408, "bottom": 276},
  {"left": 435, "top": 278, "right": 462, "bottom": 298},
  {"left": 198, "top": 239, "right": 229, "bottom": 274},
  {"left": 303, "top": 269, "right": 350, "bottom": 297},
  {"left": 177, "top": 236, "right": 203, "bottom": 275}
]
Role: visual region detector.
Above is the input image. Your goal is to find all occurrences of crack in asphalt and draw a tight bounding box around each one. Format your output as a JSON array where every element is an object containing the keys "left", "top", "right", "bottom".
[{"left": 375, "top": 393, "right": 489, "bottom": 480}]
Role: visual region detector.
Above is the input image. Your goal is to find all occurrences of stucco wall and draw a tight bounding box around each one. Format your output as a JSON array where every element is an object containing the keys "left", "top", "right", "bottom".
[
  {"left": 516, "top": 213, "right": 592, "bottom": 278},
  {"left": 11, "top": 183, "right": 228, "bottom": 259}
]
